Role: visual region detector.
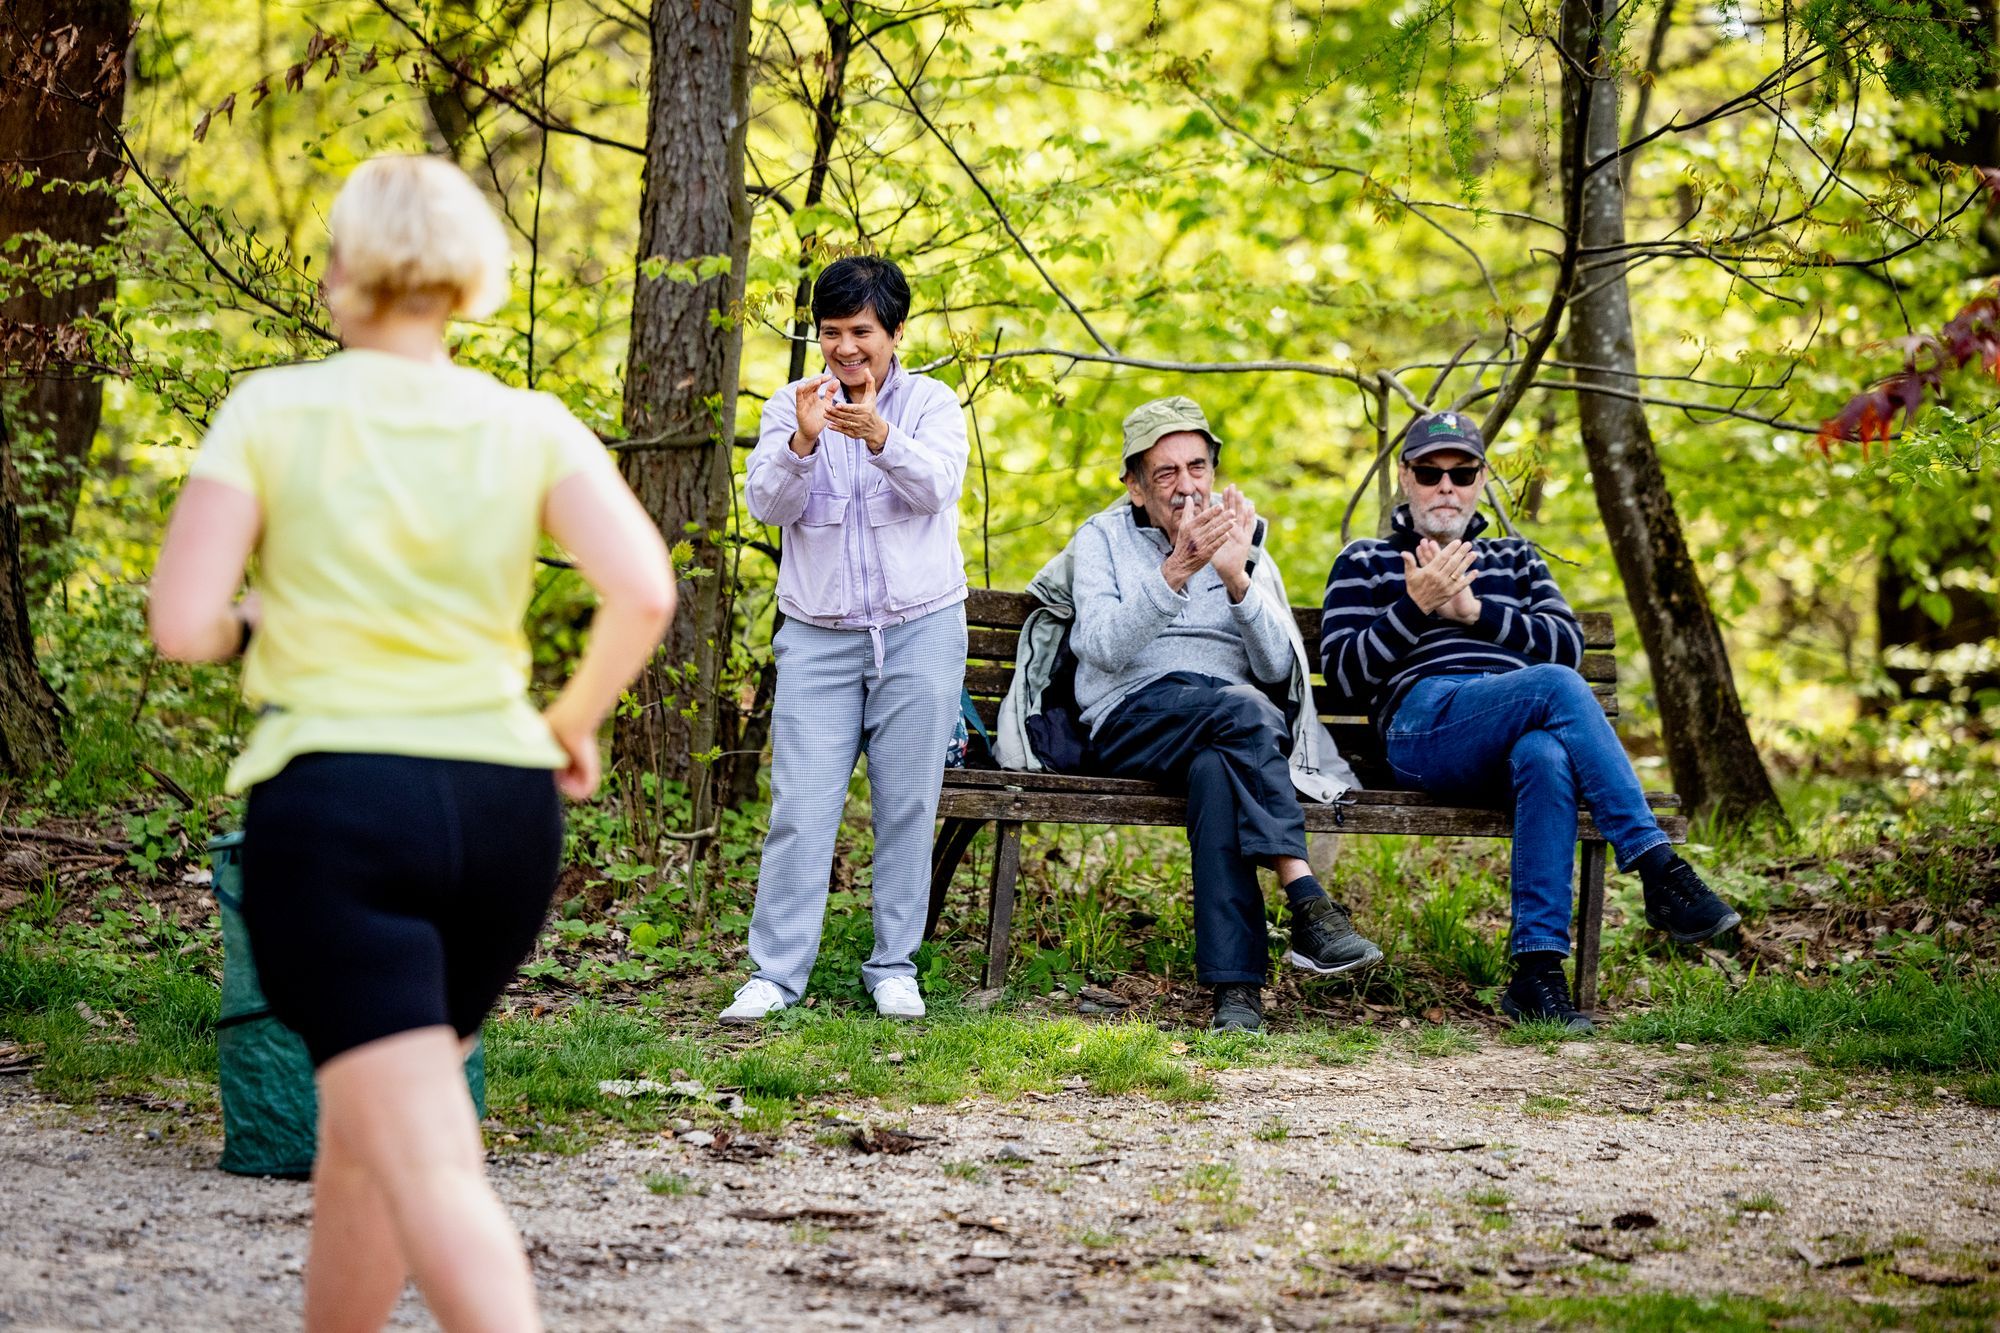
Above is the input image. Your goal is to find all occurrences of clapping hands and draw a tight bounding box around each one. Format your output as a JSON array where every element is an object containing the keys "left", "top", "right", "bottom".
[
  {"left": 788, "top": 367, "right": 890, "bottom": 454},
  {"left": 1402, "top": 537, "right": 1481, "bottom": 623},
  {"left": 825, "top": 367, "right": 890, "bottom": 449},
  {"left": 1162, "top": 486, "right": 1257, "bottom": 596}
]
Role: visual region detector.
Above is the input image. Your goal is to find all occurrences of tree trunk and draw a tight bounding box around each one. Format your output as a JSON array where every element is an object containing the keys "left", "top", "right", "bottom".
[
  {"left": 0, "top": 403, "right": 66, "bottom": 776},
  {"left": 719, "top": 13, "right": 856, "bottom": 811},
  {"left": 0, "top": 0, "right": 130, "bottom": 777},
  {"left": 611, "top": 0, "right": 753, "bottom": 833},
  {"left": 0, "top": 0, "right": 132, "bottom": 605},
  {"left": 1558, "top": 0, "right": 1786, "bottom": 829}
]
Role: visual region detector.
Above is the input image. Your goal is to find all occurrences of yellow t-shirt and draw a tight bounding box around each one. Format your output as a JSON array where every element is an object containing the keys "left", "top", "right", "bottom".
[{"left": 188, "top": 348, "right": 605, "bottom": 792}]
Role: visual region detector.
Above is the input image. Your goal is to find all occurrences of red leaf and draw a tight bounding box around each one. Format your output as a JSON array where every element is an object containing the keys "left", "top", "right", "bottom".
[
  {"left": 1818, "top": 372, "right": 1933, "bottom": 456},
  {"left": 1978, "top": 167, "right": 2000, "bottom": 213}
]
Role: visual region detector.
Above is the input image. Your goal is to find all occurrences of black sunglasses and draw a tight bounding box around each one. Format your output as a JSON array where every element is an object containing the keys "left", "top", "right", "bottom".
[{"left": 1408, "top": 463, "right": 1483, "bottom": 487}]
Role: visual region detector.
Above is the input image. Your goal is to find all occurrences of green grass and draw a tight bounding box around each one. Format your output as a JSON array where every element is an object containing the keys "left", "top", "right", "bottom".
[
  {"left": 1614, "top": 965, "right": 2000, "bottom": 1076},
  {"left": 643, "top": 1171, "right": 696, "bottom": 1196},
  {"left": 0, "top": 937, "right": 219, "bottom": 1106},
  {"left": 483, "top": 1005, "right": 1216, "bottom": 1146},
  {"left": 1407, "top": 1022, "right": 1481, "bottom": 1058},
  {"left": 1506, "top": 1286, "right": 2000, "bottom": 1331}
]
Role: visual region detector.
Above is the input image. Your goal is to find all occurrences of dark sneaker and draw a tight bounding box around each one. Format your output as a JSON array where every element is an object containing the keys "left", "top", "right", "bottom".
[
  {"left": 1210, "top": 983, "right": 1264, "bottom": 1034},
  {"left": 1499, "top": 963, "right": 1595, "bottom": 1033},
  {"left": 1643, "top": 858, "right": 1742, "bottom": 945},
  {"left": 1288, "top": 896, "right": 1385, "bottom": 976}
]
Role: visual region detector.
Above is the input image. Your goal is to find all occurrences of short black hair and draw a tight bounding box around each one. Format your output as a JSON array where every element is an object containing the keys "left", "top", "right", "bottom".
[{"left": 811, "top": 255, "right": 911, "bottom": 333}]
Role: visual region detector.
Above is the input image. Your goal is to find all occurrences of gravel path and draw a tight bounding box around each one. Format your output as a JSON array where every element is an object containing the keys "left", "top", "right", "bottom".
[{"left": 5, "top": 1043, "right": 1996, "bottom": 1331}]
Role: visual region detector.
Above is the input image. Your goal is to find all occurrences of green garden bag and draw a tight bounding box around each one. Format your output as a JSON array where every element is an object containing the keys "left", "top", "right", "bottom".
[{"left": 209, "top": 832, "right": 485, "bottom": 1177}]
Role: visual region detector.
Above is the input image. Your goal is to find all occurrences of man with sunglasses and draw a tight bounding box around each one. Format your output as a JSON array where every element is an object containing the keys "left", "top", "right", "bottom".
[{"left": 1319, "top": 412, "right": 1740, "bottom": 1031}]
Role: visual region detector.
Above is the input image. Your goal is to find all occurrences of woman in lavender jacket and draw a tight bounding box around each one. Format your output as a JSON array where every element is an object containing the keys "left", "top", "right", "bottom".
[{"left": 723, "top": 257, "right": 970, "bottom": 1023}]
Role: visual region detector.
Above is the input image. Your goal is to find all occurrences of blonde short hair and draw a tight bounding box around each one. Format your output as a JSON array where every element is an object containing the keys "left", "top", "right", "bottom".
[{"left": 325, "top": 155, "right": 512, "bottom": 321}]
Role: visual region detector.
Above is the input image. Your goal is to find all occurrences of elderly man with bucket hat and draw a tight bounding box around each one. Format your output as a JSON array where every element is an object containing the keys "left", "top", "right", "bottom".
[
  {"left": 1000, "top": 395, "right": 1380, "bottom": 1034},
  {"left": 1319, "top": 411, "right": 1741, "bottom": 1033}
]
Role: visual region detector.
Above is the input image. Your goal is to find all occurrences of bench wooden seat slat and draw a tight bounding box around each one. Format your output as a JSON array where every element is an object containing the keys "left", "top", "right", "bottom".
[
  {"left": 937, "top": 786, "right": 1686, "bottom": 843},
  {"left": 934, "top": 587, "right": 1679, "bottom": 1017},
  {"left": 937, "top": 766, "right": 1682, "bottom": 808}
]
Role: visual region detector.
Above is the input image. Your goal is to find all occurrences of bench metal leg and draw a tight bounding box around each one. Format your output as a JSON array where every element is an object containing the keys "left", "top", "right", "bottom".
[
  {"left": 925, "top": 817, "right": 986, "bottom": 940},
  {"left": 1575, "top": 839, "right": 1608, "bottom": 1015},
  {"left": 982, "top": 821, "right": 1023, "bottom": 990}
]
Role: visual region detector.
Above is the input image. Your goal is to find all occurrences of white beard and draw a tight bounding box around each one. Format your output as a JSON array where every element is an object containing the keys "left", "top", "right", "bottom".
[{"left": 1411, "top": 503, "right": 1473, "bottom": 541}]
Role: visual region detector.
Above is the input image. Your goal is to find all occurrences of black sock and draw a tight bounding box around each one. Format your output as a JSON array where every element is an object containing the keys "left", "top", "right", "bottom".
[
  {"left": 1285, "top": 873, "right": 1330, "bottom": 909},
  {"left": 1631, "top": 843, "right": 1678, "bottom": 886},
  {"left": 1514, "top": 949, "right": 1567, "bottom": 978}
]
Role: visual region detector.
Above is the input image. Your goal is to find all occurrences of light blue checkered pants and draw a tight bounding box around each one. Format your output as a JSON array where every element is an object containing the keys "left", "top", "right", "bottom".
[{"left": 748, "top": 604, "right": 968, "bottom": 1002}]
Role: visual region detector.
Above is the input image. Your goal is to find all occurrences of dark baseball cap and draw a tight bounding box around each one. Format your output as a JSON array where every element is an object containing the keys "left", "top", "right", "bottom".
[{"left": 1403, "top": 411, "right": 1487, "bottom": 464}]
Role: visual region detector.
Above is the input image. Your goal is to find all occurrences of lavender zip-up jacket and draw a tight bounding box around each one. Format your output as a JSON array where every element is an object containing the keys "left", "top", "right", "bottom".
[{"left": 746, "top": 358, "right": 969, "bottom": 629}]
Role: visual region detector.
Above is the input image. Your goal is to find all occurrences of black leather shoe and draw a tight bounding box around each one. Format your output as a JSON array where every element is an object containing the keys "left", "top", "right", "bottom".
[
  {"left": 1499, "top": 962, "right": 1594, "bottom": 1033},
  {"left": 1643, "top": 857, "right": 1742, "bottom": 945},
  {"left": 1288, "top": 896, "right": 1384, "bottom": 976},
  {"left": 1210, "top": 983, "right": 1264, "bottom": 1033}
]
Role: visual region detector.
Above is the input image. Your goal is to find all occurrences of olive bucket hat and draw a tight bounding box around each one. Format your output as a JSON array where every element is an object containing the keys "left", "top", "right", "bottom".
[{"left": 1121, "top": 395, "right": 1222, "bottom": 475}]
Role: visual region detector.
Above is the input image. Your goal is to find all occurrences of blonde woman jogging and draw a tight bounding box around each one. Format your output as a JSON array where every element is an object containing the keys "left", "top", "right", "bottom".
[
  {"left": 725, "top": 256, "right": 970, "bottom": 1023},
  {"left": 150, "top": 156, "right": 673, "bottom": 1332}
]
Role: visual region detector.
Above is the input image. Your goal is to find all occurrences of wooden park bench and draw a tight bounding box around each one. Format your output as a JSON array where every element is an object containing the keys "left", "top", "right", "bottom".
[{"left": 924, "top": 588, "right": 1686, "bottom": 1015}]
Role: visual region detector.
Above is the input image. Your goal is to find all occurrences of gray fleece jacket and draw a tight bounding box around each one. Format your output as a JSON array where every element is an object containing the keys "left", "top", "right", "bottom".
[
  {"left": 994, "top": 499, "right": 1359, "bottom": 803},
  {"left": 1071, "top": 504, "right": 1296, "bottom": 731}
]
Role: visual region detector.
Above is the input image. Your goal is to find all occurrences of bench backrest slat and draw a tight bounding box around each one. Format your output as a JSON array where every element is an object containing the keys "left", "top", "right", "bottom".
[{"left": 959, "top": 589, "right": 1621, "bottom": 742}]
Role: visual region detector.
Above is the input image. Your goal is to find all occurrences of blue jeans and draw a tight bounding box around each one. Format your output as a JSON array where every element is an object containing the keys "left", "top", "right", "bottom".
[{"left": 1384, "top": 665, "right": 1670, "bottom": 957}]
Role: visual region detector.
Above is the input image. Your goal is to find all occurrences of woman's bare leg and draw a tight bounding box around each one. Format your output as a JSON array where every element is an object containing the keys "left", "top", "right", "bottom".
[
  {"left": 314, "top": 1026, "right": 538, "bottom": 1333},
  {"left": 304, "top": 1130, "right": 407, "bottom": 1333}
]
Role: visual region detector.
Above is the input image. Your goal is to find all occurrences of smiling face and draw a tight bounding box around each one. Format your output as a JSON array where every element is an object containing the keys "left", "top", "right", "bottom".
[
  {"left": 1400, "top": 448, "right": 1484, "bottom": 541},
  {"left": 1125, "top": 430, "right": 1216, "bottom": 542},
  {"left": 818, "top": 305, "right": 903, "bottom": 393}
]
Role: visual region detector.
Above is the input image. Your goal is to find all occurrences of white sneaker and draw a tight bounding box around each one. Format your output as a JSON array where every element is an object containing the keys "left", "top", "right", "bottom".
[
  {"left": 871, "top": 976, "right": 925, "bottom": 1020},
  {"left": 719, "top": 978, "right": 787, "bottom": 1024}
]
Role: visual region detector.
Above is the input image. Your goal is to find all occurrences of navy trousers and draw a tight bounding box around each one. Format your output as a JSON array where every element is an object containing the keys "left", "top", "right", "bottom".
[{"left": 1094, "top": 673, "right": 1308, "bottom": 984}]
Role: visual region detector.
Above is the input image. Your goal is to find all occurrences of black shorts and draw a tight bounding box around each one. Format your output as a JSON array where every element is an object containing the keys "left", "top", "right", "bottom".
[{"left": 240, "top": 752, "right": 563, "bottom": 1067}]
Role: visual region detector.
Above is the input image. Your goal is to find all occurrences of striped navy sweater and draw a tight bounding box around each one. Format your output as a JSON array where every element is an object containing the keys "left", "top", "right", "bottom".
[{"left": 1319, "top": 506, "right": 1586, "bottom": 730}]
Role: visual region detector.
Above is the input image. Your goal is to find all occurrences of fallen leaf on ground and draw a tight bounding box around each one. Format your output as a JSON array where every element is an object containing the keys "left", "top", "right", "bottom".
[
  {"left": 706, "top": 1131, "right": 777, "bottom": 1161},
  {"left": 849, "top": 1125, "right": 936, "bottom": 1155},
  {"left": 1791, "top": 1238, "right": 1888, "bottom": 1269},
  {"left": 944, "top": 1213, "right": 1012, "bottom": 1234},
  {"left": 1405, "top": 1138, "right": 1485, "bottom": 1153},
  {"left": 729, "top": 1205, "right": 882, "bottom": 1230},
  {"left": 1568, "top": 1233, "right": 1634, "bottom": 1263},
  {"left": 1334, "top": 1262, "right": 1463, "bottom": 1293}
]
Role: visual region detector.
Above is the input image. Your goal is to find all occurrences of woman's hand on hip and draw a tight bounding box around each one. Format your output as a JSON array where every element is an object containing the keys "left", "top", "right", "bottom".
[{"left": 542, "top": 704, "right": 602, "bottom": 800}]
